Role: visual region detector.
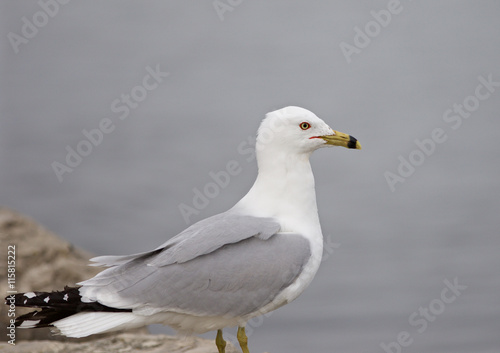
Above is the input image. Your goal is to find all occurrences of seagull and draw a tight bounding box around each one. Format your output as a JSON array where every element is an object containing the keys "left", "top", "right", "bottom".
[{"left": 9, "top": 106, "right": 361, "bottom": 353}]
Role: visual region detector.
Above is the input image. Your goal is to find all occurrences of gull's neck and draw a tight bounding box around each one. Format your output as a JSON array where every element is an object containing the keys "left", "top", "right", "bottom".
[{"left": 233, "top": 148, "right": 321, "bottom": 235}]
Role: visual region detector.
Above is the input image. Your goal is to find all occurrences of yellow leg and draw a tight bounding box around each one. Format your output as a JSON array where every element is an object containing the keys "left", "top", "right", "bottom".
[
  {"left": 216, "top": 329, "right": 226, "bottom": 353},
  {"left": 237, "top": 326, "right": 250, "bottom": 353}
]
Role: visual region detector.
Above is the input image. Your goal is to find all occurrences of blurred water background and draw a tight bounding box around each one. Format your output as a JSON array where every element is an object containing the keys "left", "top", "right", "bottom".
[{"left": 1, "top": 1, "right": 499, "bottom": 352}]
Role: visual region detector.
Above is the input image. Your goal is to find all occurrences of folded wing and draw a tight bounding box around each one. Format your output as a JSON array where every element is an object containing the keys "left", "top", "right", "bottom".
[{"left": 79, "top": 213, "right": 311, "bottom": 318}]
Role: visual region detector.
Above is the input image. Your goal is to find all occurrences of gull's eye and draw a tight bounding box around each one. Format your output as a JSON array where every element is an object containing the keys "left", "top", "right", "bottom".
[{"left": 299, "top": 122, "right": 311, "bottom": 130}]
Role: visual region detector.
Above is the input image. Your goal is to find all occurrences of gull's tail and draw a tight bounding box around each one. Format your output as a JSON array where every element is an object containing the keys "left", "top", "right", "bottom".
[{"left": 6, "top": 287, "right": 137, "bottom": 337}]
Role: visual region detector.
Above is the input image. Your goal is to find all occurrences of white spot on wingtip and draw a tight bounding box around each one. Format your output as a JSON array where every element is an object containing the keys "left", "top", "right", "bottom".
[
  {"left": 19, "top": 320, "right": 40, "bottom": 328},
  {"left": 24, "top": 299, "right": 27, "bottom": 304},
  {"left": 24, "top": 292, "right": 36, "bottom": 298},
  {"left": 63, "top": 293, "right": 69, "bottom": 301},
  {"left": 44, "top": 296, "right": 50, "bottom": 303}
]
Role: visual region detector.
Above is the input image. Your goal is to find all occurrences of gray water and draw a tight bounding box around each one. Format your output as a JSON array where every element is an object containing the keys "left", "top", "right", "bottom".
[{"left": 1, "top": 1, "right": 500, "bottom": 352}]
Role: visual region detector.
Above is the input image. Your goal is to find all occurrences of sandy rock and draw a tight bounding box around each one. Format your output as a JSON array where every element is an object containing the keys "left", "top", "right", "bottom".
[
  {"left": 0, "top": 207, "right": 145, "bottom": 341},
  {"left": 0, "top": 333, "right": 240, "bottom": 353}
]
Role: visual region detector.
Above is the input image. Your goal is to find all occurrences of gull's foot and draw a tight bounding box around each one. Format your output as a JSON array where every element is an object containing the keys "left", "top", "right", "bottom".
[
  {"left": 216, "top": 329, "right": 227, "bottom": 353},
  {"left": 237, "top": 326, "right": 250, "bottom": 353}
]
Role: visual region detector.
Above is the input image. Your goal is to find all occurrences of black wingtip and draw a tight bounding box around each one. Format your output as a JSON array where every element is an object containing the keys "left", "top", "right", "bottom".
[{"left": 9, "top": 286, "right": 132, "bottom": 329}]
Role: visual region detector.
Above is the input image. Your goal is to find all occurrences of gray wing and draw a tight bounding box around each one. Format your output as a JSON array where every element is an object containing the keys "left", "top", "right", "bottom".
[
  {"left": 79, "top": 213, "right": 311, "bottom": 317},
  {"left": 81, "top": 233, "right": 311, "bottom": 317},
  {"left": 89, "top": 213, "right": 280, "bottom": 268}
]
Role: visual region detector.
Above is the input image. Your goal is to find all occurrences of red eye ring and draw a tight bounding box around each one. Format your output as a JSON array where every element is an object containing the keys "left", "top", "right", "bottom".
[{"left": 300, "top": 122, "right": 311, "bottom": 130}]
